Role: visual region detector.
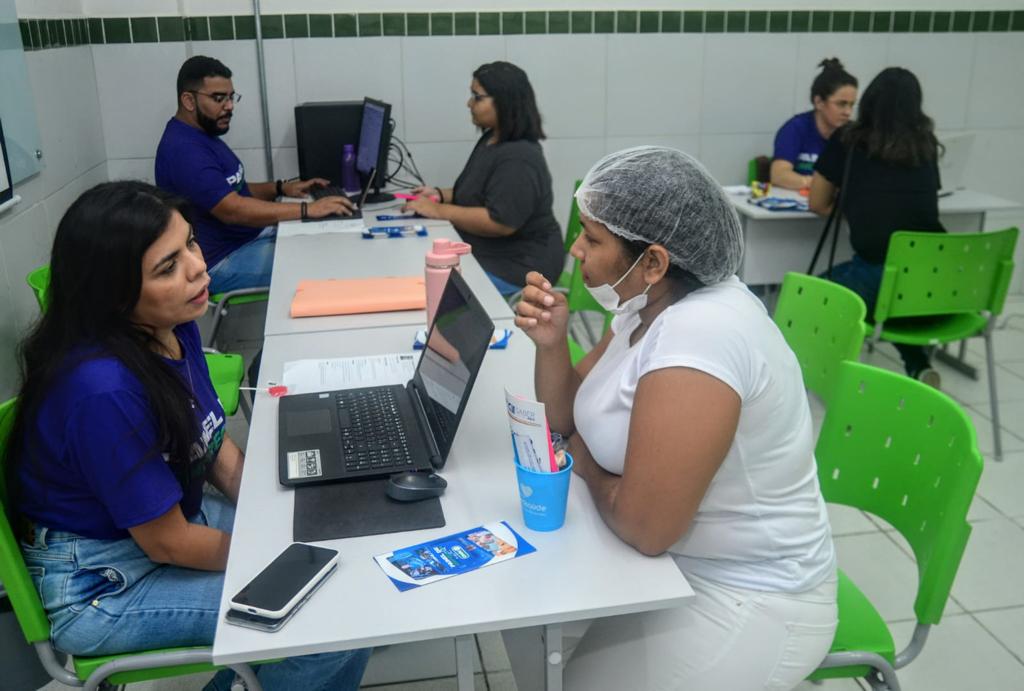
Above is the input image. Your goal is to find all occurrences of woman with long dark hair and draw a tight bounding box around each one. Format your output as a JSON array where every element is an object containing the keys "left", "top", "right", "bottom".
[
  {"left": 771, "top": 58, "right": 858, "bottom": 190},
  {"left": 809, "top": 67, "right": 945, "bottom": 385},
  {"left": 5, "top": 181, "right": 369, "bottom": 690},
  {"left": 403, "top": 61, "right": 565, "bottom": 295}
]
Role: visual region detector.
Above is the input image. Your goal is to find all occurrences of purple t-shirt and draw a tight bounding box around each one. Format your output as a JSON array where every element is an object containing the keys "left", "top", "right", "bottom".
[
  {"left": 155, "top": 117, "right": 256, "bottom": 268},
  {"left": 13, "top": 322, "right": 226, "bottom": 540},
  {"left": 773, "top": 111, "right": 827, "bottom": 176}
]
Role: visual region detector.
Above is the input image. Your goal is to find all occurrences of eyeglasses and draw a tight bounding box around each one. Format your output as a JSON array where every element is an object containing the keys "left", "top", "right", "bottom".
[
  {"left": 469, "top": 90, "right": 491, "bottom": 103},
  {"left": 190, "top": 90, "right": 242, "bottom": 105}
]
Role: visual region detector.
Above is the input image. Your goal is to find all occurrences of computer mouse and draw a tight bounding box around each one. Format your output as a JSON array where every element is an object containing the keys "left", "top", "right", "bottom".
[{"left": 386, "top": 471, "right": 447, "bottom": 502}]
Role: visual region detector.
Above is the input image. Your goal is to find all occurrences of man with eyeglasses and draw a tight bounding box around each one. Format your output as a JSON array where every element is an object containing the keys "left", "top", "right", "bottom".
[{"left": 155, "top": 56, "right": 353, "bottom": 294}]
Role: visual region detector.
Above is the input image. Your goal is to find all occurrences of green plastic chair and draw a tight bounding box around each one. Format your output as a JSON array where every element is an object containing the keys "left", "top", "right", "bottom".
[
  {"left": 747, "top": 155, "right": 771, "bottom": 185},
  {"left": 25, "top": 266, "right": 248, "bottom": 418},
  {"left": 566, "top": 257, "right": 613, "bottom": 366},
  {"left": 206, "top": 288, "right": 269, "bottom": 349},
  {"left": 555, "top": 179, "right": 584, "bottom": 290},
  {"left": 773, "top": 272, "right": 870, "bottom": 404},
  {"left": 808, "top": 362, "right": 983, "bottom": 690},
  {"left": 872, "top": 227, "right": 1019, "bottom": 459},
  {"left": 0, "top": 398, "right": 262, "bottom": 691}
]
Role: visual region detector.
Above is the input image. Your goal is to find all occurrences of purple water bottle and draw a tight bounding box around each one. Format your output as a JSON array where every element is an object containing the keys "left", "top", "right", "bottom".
[{"left": 341, "top": 144, "right": 359, "bottom": 194}]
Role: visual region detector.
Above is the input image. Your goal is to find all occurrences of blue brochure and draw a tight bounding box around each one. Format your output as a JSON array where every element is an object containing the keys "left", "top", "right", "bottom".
[{"left": 373, "top": 521, "right": 536, "bottom": 592}]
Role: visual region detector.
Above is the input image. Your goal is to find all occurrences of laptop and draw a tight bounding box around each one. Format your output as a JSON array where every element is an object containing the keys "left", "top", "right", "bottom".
[
  {"left": 938, "top": 133, "right": 974, "bottom": 194},
  {"left": 303, "top": 167, "right": 376, "bottom": 221},
  {"left": 278, "top": 269, "right": 496, "bottom": 486}
]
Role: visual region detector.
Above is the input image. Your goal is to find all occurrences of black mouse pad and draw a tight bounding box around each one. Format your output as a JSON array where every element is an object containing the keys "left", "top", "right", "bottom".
[{"left": 293, "top": 477, "right": 445, "bottom": 542}]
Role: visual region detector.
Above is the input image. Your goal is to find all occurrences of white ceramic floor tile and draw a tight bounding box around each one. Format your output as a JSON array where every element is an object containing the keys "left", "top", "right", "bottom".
[
  {"left": 827, "top": 503, "right": 880, "bottom": 537},
  {"left": 359, "top": 673, "right": 488, "bottom": 690},
  {"left": 476, "top": 631, "right": 511, "bottom": 672},
  {"left": 888, "top": 614, "right": 1024, "bottom": 690},
  {"left": 974, "top": 606, "right": 1024, "bottom": 663},
  {"left": 484, "top": 670, "right": 518, "bottom": 691},
  {"left": 930, "top": 349, "right": 1024, "bottom": 406},
  {"left": 968, "top": 327, "right": 1024, "bottom": 363},
  {"left": 951, "top": 517, "right": 1024, "bottom": 611},
  {"left": 792, "top": 679, "right": 866, "bottom": 690},
  {"left": 976, "top": 451, "right": 1024, "bottom": 518},
  {"left": 1001, "top": 360, "right": 1024, "bottom": 380},
  {"left": 834, "top": 532, "right": 935, "bottom": 623},
  {"left": 960, "top": 402, "right": 1024, "bottom": 459}
]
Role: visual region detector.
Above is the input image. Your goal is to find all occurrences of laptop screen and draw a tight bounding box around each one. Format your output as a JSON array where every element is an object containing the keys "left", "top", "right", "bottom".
[
  {"left": 0, "top": 118, "right": 12, "bottom": 206},
  {"left": 413, "top": 270, "right": 495, "bottom": 462}
]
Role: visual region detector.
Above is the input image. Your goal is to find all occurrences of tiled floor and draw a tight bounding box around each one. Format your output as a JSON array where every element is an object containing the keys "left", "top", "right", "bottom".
[{"left": 35, "top": 296, "right": 1024, "bottom": 690}]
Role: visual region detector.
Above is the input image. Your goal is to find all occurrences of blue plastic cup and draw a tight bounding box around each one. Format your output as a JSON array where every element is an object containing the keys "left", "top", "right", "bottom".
[{"left": 514, "top": 454, "right": 573, "bottom": 531}]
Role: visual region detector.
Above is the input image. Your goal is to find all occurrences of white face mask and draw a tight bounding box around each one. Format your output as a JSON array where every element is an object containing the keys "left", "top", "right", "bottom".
[{"left": 585, "top": 252, "right": 652, "bottom": 315}]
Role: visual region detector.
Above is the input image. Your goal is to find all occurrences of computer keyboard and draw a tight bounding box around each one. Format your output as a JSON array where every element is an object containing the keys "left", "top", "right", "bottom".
[{"left": 336, "top": 388, "right": 415, "bottom": 472}]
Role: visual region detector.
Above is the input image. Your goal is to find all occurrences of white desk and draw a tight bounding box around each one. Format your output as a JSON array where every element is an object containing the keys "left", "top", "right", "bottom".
[
  {"left": 213, "top": 325, "right": 694, "bottom": 689},
  {"left": 264, "top": 221, "right": 513, "bottom": 336},
  {"left": 728, "top": 188, "right": 1022, "bottom": 285}
]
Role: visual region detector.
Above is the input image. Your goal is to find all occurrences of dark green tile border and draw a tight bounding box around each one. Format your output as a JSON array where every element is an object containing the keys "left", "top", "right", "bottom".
[{"left": 17, "top": 9, "right": 1024, "bottom": 49}]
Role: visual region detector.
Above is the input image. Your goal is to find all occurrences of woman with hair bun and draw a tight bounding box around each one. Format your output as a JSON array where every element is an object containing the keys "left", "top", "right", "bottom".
[{"left": 771, "top": 58, "right": 858, "bottom": 190}]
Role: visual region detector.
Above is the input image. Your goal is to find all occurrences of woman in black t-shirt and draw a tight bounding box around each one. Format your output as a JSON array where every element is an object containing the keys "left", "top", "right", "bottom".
[
  {"left": 809, "top": 67, "right": 945, "bottom": 385},
  {"left": 403, "top": 61, "right": 564, "bottom": 294}
]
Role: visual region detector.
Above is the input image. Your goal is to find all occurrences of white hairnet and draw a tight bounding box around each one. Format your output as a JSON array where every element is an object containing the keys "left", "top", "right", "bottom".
[{"left": 575, "top": 146, "right": 744, "bottom": 285}]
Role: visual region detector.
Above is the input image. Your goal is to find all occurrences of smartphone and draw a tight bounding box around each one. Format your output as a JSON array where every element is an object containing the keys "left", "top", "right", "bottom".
[
  {"left": 225, "top": 564, "right": 336, "bottom": 632},
  {"left": 229, "top": 543, "right": 339, "bottom": 619}
]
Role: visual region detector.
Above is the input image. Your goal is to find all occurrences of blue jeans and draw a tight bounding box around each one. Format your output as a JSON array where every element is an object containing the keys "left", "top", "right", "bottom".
[
  {"left": 208, "top": 226, "right": 276, "bottom": 294},
  {"left": 21, "top": 494, "right": 370, "bottom": 690},
  {"left": 485, "top": 271, "right": 522, "bottom": 296},
  {"left": 826, "top": 254, "right": 930, "bottom": 376}
]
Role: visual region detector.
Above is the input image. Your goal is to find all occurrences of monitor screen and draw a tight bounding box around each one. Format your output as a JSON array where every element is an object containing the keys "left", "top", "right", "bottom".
[
  {"left": 356, "top": 98, "right": 390, "bottom": 177},
  {"left": 0, "top": 118, "right": 12, "bottom": 206},
  {"left": 414, "top": 271, "right": 494, "bottom": 464}
]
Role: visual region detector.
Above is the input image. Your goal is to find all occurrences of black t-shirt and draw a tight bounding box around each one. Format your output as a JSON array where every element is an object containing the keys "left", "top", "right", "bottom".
[
  {"left": 815, "top": 130, "right": 944, "bottom": 265},
  {"left": 452, "top": 133, "right": 565, "bottom": 287}
]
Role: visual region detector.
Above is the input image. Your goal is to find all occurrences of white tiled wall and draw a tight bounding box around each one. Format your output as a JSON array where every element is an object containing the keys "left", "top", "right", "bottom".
[{"left": 0, "top": 45, "right": 107, "bottom": 398}]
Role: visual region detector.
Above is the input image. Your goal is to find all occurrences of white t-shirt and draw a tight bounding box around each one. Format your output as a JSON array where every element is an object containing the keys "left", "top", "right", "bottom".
[{"left": 573, "top": 276, "right": 835, "bottom": 593}]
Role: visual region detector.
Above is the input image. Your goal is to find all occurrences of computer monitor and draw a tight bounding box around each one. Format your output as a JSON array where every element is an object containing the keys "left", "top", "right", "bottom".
[
  {"left": 0, "top": 118, "right": 13, "bottom": 208},
  {"left": 356, "top": 97, "right": 394, "bottom": 203},
  {"left": 937, "top": 133, "right": 974, "bottom": 193}
]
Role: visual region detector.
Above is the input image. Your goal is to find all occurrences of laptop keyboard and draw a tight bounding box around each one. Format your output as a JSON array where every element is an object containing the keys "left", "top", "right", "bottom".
[
  {"left": 337, "top": 388, "right": 415, "bottom": 473},
  {"left": 309, "top": 185, "right": 357, "bottom": 202}
]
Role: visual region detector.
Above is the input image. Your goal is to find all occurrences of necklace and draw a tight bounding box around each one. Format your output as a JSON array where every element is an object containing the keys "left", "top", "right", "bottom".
[{"left": 184, "top": 358, "right": 197, "bottom": 410}]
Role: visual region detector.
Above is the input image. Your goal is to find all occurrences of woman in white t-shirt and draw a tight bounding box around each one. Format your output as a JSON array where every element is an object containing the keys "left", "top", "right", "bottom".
[{"left": 515, "top": 146, "right": 837, "bottom": 690}]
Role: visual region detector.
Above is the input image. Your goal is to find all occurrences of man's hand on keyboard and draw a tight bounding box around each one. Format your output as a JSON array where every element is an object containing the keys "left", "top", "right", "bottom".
[
  {"left": 308, "top": 195, "right": 356, "bottom": 218},
  {"left": 283, "top": 177, "right": 330, "bottom": 197}
]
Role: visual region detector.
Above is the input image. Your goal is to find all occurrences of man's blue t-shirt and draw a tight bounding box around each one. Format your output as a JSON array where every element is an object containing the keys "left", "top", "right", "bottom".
[
  {"left": 773, "top": 111, "right": 827, "bottom": 177},
  {"left": 155, "top": 117, "right": 256, "bottom": 268},
  {"left": 13, "top": 322, "right": 226, "bottom": 540}
]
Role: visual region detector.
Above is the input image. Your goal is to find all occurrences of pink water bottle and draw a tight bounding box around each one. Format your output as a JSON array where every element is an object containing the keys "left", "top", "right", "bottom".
[{"left": 425, "top": 239, "right": 471, "bottom": 326}]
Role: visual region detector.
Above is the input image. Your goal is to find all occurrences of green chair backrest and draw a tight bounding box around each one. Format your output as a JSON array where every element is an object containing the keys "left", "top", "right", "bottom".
[
  {"left": 564, "top": 179, "right": 584, "bottom": 254},
  {"left": 0, "top": 398, "right": 53, "bottom": 643},
  {"left": 26, "top": 266, "right": 51, "bottom": 311},
  {"left": 773, "top": 272, "right": 869, "bottom": 403},
  {"left": 875, "top": 227, "right": 1019, "bottom": 323},
  {"left": 816, "top": 362, "right": 983, "bottom": 626}
]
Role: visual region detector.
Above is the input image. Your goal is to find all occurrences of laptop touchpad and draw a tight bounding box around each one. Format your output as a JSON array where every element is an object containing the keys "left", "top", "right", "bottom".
[{"left": 286, "top": 409, "right": 333, "bottom": 437}]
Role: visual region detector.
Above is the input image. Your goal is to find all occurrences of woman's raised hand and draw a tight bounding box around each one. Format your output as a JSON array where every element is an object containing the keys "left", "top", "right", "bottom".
[{"left": 514, "top": 271, "right": 569, "bottom": 348}]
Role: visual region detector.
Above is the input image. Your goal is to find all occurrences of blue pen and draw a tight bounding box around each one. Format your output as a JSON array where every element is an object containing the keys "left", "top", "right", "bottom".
[
  {"left": 362, "top": 225, "right": 429, "bottom": 239},
  {"left": 376, "top": 213, "right": 427, "bottom": 221}
]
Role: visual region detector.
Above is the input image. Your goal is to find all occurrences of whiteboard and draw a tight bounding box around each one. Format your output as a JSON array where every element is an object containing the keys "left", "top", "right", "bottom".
[{"left": 0, "top": 0, "right": 43, "bottom": 184}]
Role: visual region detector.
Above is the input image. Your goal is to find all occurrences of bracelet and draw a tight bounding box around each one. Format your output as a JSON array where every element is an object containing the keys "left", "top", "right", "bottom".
[
  {"left": 276, "top": 179, "right": 284, "bottom": 197},
  {"left": 300, "top": 201, "right": 308, "bottom": 220},
  {"left": 436, "top": 187, "right": 444, "bottom": 203}
]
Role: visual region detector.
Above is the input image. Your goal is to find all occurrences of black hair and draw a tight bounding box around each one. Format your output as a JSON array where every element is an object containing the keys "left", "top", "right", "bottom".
[
  {"left": 472, "top": 61, "right": 545, "bottom": 143},
  {"left": 5, "top": 181, "right": 201, "bottom": 508},
  {"left": 842, "top": 67, "right": 942, "bottom": 167},
  {"left": 176, "top": 55, "right": 232, "bottom": 99},
  {"left": 618, "top": 236, "right": 705, "bottom": 298},
  {"left": 810, "top": 58, "right": 858, "bottom": 103}
]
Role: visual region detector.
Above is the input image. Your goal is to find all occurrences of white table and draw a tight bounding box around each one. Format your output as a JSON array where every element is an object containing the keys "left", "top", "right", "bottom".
[
  {"left": 213, "top": 325, "right": 694, "bottom": 690},
  {"left": 728, "top": 188, "right": 1022, "bottom": 285},
  {"left": 264, "top": 221, "right": 513, "bottom": 336}
]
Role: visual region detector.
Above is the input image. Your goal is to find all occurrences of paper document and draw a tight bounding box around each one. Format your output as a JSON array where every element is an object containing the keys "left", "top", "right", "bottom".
[
  {"left": 282, "top": 353, "right": 420, "bottom": 394},
  {"left": 505, "top": 389, "right": 559, "bottom": 473},
  {"left": 277, "top": 218, "right": 365, "bottom": 238}
]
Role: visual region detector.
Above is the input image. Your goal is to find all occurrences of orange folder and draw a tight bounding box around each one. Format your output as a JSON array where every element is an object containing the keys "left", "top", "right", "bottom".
[{"left": 290, "top": 276, "right": 427, "bottom": 318}]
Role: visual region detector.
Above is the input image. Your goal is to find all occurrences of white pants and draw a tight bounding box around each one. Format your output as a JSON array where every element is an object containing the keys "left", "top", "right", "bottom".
[{"left": 549, "top": 572, "right": 837, "bottom": 691}]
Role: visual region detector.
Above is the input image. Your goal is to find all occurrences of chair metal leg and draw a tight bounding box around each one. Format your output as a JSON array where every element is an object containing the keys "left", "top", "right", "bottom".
[
  {"left": 984, "top": 328, "right": 1002, "bottom": 461},
  {"left": 816, "top": 651, "right": 901, "bottom": 691}
]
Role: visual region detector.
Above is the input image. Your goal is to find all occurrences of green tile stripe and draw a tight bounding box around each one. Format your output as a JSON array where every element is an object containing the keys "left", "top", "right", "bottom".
[{"left": 16, "top": 9, "right": 1024, "bottom": 49}]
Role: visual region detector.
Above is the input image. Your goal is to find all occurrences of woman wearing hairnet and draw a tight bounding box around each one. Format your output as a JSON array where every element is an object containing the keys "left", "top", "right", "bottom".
[{"left": 515, "top": 147, "right": 837, "bottom": 690}]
